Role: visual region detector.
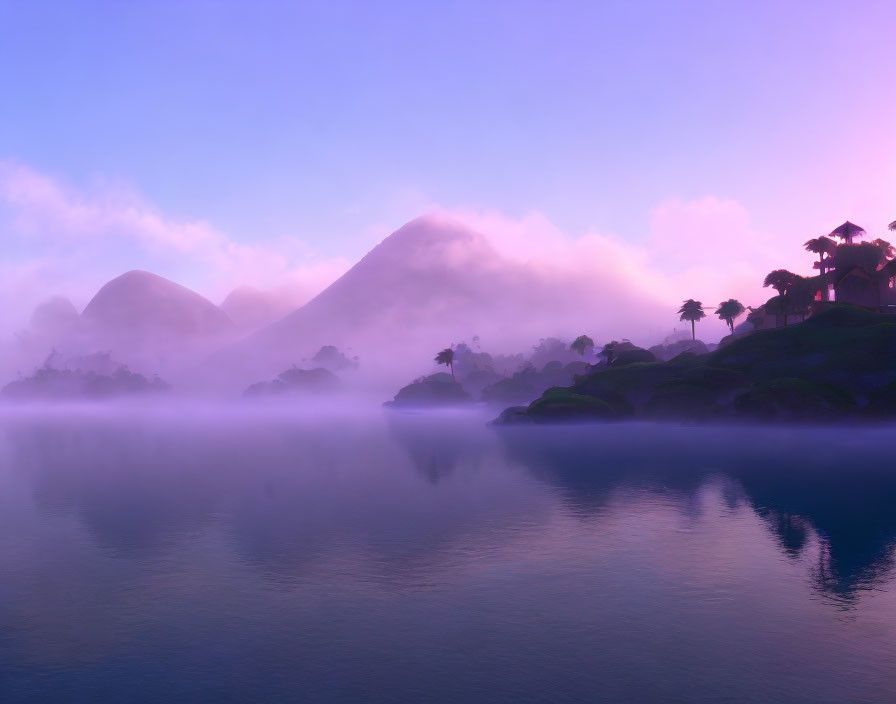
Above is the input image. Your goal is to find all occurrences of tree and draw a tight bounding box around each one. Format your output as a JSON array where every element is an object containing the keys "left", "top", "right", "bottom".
[
  {"left": 598, "top": 340, "right": 637, "bottom": 365},
  {"left": 829, "top": 221, "right": 866, "bottom": 245},
  {"left": 570, "top": 335, "right": 595, "bottom": 357},
  {"left": 677, "top": 299, "right": 705, "bottom": 340},
  {"left": 598, "top": 341, "right": 619, "bottom": 365},
  {"left": 714, "top": 299, "right": 746, "bottom": 335},
  {"left": 889, "top": 220, "right": 896, "bottom": 232},
  {"left": 871, "top": 238, "right": 896, "bottom": 260},
  {"left": 746, "top": 307, "right": 766, "bottom": 330},
  {"left": 783, "top": 276, "right": 817, "bottom": 322},
  {"left": 804, "top": 236, "right": 837, "bottom": 268},
  {"left": 763, "top": 269, "right": 799, "bottom": 295},
  {"left": 832, "top": 241, "right": 885, "bottom": 274},
  {"left": 434, "top": 348, "right": 456, "bottom": 381}
]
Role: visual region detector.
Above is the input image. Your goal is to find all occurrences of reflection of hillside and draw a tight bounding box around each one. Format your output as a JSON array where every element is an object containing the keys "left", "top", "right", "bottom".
[
  {"left": 497, "top": 424, "right": 896, "bottom": 601},
  {"left": 9, "top": 414, "right": 896, "bottom": 603},
  {"left": 385, "top": 413, "right": 490, "bottom": 483},
  {"left": 3, "top": 413, "right": 539, "bottom": 584},
  {"left": 6, "top": 420, "right": 225, "bottom": 555}
]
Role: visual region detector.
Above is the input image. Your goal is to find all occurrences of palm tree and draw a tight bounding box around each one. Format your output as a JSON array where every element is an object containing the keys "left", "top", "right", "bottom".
[
  {"left": 434, "top": 348, "right": 456, "bottom": 381},
  {"left": 829, "top": 221, "right": 865, "bottom": 245},
  {"left": 677, "top": 299, "right": 705, "bottom": 340},
  {"left": 570, "top": 335, "right": 595, "bottom": 356},
  {"left": 714, "top": 299, "right": 746, "bottom": 335},
  {"left": 763, "top": 269, "right": 799, "bottom": 295}
]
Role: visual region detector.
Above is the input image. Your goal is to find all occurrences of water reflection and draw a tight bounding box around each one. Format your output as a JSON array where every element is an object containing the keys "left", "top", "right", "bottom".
[
  {"left": 6, "top": 415, "right": 896, "bottom": 600},
  {"left": 496, "top": 422, "right": 896, "bottom": 600},
  {"left": 385, "top": 411, "right": 490, "bottom": 483},
  {"left": 3, "top": 411, "right": 896, "bottom": 702}
]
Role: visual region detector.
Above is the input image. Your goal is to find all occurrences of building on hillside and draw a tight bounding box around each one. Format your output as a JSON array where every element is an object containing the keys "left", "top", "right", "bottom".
[{"left": 747, "top": 224, "right": 896, "bottom": 329}]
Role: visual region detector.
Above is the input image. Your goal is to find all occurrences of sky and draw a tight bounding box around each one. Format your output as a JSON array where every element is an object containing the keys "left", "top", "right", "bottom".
[{"left": 1, "top": 0, "right": 895, "bottom": 331}]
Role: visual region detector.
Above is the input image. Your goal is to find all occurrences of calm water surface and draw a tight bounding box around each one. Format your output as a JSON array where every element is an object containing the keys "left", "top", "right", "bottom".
[{"left": 1, "top": 406, "right": 895, "bottom": 703}]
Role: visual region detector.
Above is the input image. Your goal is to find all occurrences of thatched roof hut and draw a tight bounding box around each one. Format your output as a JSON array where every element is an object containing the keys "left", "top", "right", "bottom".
[{"left": 829, "top": 221, "right": 866, "bottom": 244}]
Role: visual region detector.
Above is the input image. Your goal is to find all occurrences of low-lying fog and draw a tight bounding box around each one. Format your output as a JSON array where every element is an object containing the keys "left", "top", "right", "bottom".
[{"left": 0, "top": 215, "right": 740, "bottom": 402}]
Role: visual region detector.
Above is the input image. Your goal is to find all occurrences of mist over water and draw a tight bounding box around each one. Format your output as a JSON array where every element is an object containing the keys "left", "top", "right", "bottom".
[{"left": 2, "top": 406, "right": 896, "bottom": 703}]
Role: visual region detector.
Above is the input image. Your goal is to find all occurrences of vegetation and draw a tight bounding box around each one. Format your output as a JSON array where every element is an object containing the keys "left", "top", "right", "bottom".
[
  {"left": 763, "top": 269, "right": 798, "bottom": 295},
  {"left": 2, "top": 363, "right": 169, "bottom": 401},
  {"left": 746, "top": 307, "right": 765, "bottom": 330},
  {"left": 434, "top": 348, "right": 456, "bottom": 381},
  {"left": 496, "top": 305, "right": 896, "bottom": 424},
  {"left": 385, "top": 373, "right": 472, "bottom": 408},
  {"left": 871, "top": 238, "right": 895, "bottom": 260},
  {"left": 480, "top": 360, "right": 591, "bottom": 404},
  {"left": 570, "top": 335, "right": 595, "bottom": 357},
  {"left": 245, "top": 366, "right": 341, "bottom": 397},
  {"left": 677, "top": 299, "right": 705, "bottom": 340},
  {"left": 804, "top": 236, "right": 837, "bottom": 264},
  {"left": 714, "top": 299, "right": 745, "bottom": 334},
  {"left": 310, "top": 345, "right": 359, "bottom": 372}
]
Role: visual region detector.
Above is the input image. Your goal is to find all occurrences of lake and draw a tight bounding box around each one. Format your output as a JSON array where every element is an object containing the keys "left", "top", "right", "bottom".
[{"left": 1, "top": 405, "right": 895, "bottom": 703}]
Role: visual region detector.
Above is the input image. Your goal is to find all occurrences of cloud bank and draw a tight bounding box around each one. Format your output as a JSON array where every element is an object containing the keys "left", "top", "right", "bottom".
[
  {"left": 1, "top": 160, "right": 826, "bottom": 349},
  {"left": 0, "top": 160, "right": 350, "bottom": 330}
]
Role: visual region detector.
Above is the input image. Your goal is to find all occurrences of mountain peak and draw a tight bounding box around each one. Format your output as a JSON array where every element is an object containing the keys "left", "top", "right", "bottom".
[
  {"left": 82, "top": 270, "right": 233, "bottom": 337},
  {"left": 358, "top": 214, "right": 496, "bottom": 274}
]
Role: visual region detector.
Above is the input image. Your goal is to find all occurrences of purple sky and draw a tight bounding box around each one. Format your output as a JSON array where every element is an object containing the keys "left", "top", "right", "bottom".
[{"left": 1, "top": 0, "right": 895, "bottom": 332}]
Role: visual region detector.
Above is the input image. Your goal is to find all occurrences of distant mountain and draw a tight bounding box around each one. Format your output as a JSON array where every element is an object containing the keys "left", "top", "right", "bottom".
[
  {"left": 80, "top": 270, "right": 235, "bottom": 374},
  {"left": 220, "top": 285, "right": 297, "bottom": 332},
  {"left": 83, "top": 270, "right": 233, "bottom": 337},
  {"left": 214, "top": 215, "right": 666, "bottom": 383},
  {"left": 29, "top": 295, "right": 80, "bottom": 335}
]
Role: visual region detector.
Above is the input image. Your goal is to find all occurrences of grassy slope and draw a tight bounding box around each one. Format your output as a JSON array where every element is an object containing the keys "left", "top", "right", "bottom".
[{"left": 500, "top": 306, "right": 896, "bottom": 423}]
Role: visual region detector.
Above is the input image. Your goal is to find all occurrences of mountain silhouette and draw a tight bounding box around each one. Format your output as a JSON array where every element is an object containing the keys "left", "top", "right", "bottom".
[
  {"left": 80, "top": 270, "right": 235, "bottom": 374},
  {"left": 220, "top": 285, "right": 299, "bottom": 332},
  {"left": 214, "top": 214, "right": 664, "bottom": 382},
  {"left": 83, "top": 270, "right": 233, "bottom": 337}
]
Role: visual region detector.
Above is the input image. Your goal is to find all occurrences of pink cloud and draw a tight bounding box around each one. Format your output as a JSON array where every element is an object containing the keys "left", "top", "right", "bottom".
[{"left": 0, "top": 161, "right": 350, "bottom": 330}]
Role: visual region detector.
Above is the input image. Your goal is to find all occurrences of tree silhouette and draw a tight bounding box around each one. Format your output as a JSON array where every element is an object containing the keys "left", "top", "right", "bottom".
[
  {"left": 598, "top": 340, "right": 636, "bottom": 365},
  {"left": 829, "top": 221, "right": 865, "bottom": 245},
  {"left": 570, "top": 335, "right": 595, "bottom": 357},
  {"left": 889, "top": 220, "right": 896, "bottom": 232},
  {"left": 783, "top": 276, "right": 817, "bottom": 322},
  {"left": 434, "top": 348, "right": 456, "bottom": 381},
  {"left": 763, "top": 269, "right": 799, "bottom": 295},
  {"left": 746, "top": 307, "right": 766, "bottom": 330},
  {"left": 804, "top": 236, "right": 837, "bottom": 270},
  {"left": 677, "top": 299, "right": 705, "bottom": 340},
  {"left": 833, "top": 241, "right": 885, "bottom": 274},
  {"left": 714, "top": 299, "right": 746, "bottom": 335},
  {"left": 870, "top": 238, "right": 895, "bottom": 260}
]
